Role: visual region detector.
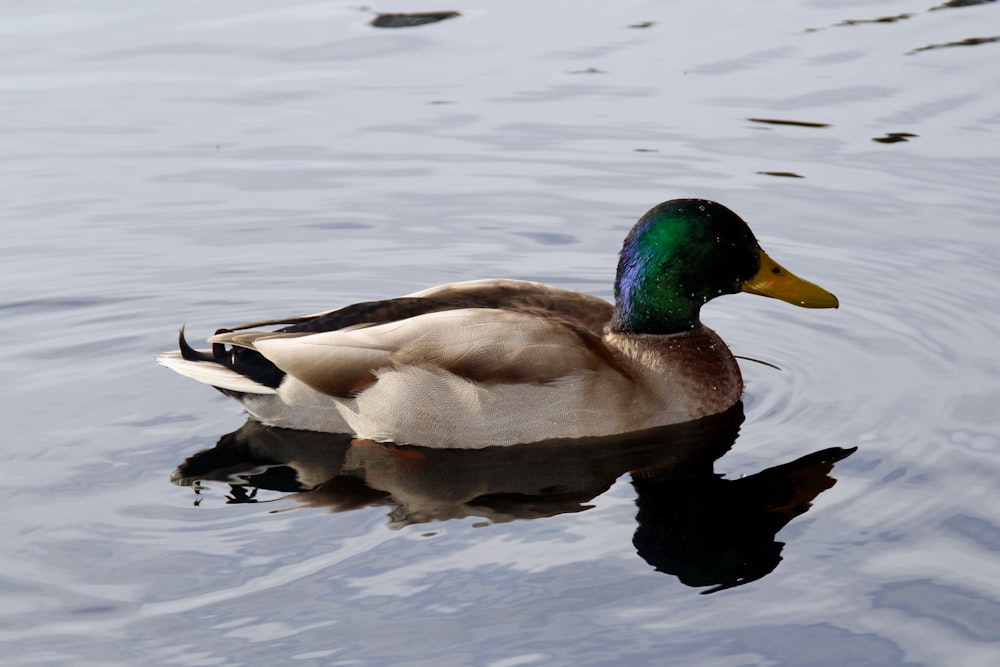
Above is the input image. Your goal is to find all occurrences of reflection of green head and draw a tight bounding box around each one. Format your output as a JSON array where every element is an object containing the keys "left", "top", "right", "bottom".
[{"left": 612, "top": 200, "right": 762, "bottom": 334}]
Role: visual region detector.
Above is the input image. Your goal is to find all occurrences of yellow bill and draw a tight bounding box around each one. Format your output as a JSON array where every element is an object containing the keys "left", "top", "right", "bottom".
[{"left": 742, "top": 249, "right": 839, "bottom": 308}]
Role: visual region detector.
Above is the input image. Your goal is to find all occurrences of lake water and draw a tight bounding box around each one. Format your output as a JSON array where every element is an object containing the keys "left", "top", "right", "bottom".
[{"left": 3, "top": 1, "right": 999, "bottom": 665}]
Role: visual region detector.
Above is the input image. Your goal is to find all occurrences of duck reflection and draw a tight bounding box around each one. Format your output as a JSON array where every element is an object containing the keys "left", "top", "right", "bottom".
[{"left": 173, "top": 403, "right": 854, "bottom": 594}]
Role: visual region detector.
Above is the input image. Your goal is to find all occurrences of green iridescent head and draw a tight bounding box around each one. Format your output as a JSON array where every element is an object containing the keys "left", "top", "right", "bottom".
[{"left": 611, "top": 199, "right": 838, "bottom": 335}]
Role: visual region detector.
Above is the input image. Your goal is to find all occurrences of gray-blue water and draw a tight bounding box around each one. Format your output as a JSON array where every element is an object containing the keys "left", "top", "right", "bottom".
[{"left": 3, "top": 1, "right": 999, "bottom": 665}]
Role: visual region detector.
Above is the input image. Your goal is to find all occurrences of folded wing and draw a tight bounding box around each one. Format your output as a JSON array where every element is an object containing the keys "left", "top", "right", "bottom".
[{"left": 212, "top": 308, "right": 613, "bottom": 399}]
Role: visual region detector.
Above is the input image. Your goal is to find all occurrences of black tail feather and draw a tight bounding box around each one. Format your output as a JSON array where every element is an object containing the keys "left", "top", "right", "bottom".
[
  {"left": 179, "top": 325, "right": 216, "bottom": 362},
  {"left": 176, "top": 325, "right": 286, "bottom": 390}
]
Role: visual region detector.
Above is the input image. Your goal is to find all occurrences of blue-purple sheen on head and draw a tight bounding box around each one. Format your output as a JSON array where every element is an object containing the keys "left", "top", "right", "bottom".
[{"left": 611, "top": 200, "right": 762, "bottom": 334}]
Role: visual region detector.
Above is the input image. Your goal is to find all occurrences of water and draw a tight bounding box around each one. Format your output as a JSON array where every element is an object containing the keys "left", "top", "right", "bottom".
[{"left": 3, "top": 1, "right": 999, "bottom": 665}]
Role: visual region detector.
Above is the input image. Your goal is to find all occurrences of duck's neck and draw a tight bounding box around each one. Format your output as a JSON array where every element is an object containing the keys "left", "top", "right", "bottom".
[
  {"left": 610, "top": 269, "right": 703, "bottom": 334},
  {"left": 609, "top": 214, "right": 706, "bottom": 335}
]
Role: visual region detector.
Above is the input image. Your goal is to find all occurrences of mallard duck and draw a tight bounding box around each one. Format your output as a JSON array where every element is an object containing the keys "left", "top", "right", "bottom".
[{"left": 158, "top": 199, "right": 837, "bottom": 447}]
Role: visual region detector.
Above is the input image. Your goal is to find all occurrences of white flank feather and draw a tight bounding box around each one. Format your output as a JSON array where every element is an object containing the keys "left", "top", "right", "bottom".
[{"left": 156, "top": 351, "right": 277, "bottom": 395}]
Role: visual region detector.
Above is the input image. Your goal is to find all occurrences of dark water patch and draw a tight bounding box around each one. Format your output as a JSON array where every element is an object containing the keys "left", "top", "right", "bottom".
[
  {"left": 89, "top": 38, "right": 403, "bottom": 64},
  {"left": 805, "top": 14, "right": 913, "bottom": 32},
  {"left": 85, "top": 41, "right": 261, "bottom": 61},
  {"left": 212, "top": 89, "right": 323, "bottom": 107},
  {"left": 930, "top": 0, "right": 996, "bottom": 10},
  {"left": 155, "top": 167, "right": 373, "bottom": 191},
  {"left": 633, "top": 148, "right": 658, "bottom": 152},
  {"left": 308, "top": 221, "right": 374, "bottom": 231},
  {"left": 0, "top": 296, "right": 142, "bottom": 315},
  {"left": 9, "top": 197, "right": 112, "bottom": 217},
  {"left": 693, "top": 46, "right": 794, "bottom": 74},
  {"left": 515, "top": 232, "right": 579, "bottom": 245},
  {"left": 908, "top": 36, "right": 1000, "bottom": 54},
  {"left": 690, "top": 622, "right": 919, "bottom": 667},
  {"left": 874, "top": 579, "right": 1000, "bottom": 641},
  {"left": 118, "top": 413, "right": 209, "bottom": 428},
  {"left": 942, "top": 514, "right": 1000, "bottom": 551},
  {"left": 757, "top": 171, "right": 805, "bottom": 178},
  {"left": 70, "top": 605, "right": 121, "bottom": 615},
  {"left": 872, "top": 132, "right": 918, "bottom": 143},
  {"left": 748, "top": 118, "right": 830, "bottom": 128},
  {"left": 628, "top": 21, "right": 655, "bottom": 29},
  {"left": 878, "top": 467, "right": 907, "bottom": 485},
  {"left": 836, "top": 14, "right": 914, "bottom": 26},
  {"left": 567, "top": 67, "right": 606, "bottom": 74},
  {"left": 371, "top": 12, "right": 460, "bottom": 28},
  {"left": 37, "top": 335, "right": 146, "bottom": 360}
]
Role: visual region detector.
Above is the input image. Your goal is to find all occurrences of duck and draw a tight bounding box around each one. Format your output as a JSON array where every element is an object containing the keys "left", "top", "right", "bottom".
[{"left": 158, "top": 199, "right": 838, "bottom": 448}]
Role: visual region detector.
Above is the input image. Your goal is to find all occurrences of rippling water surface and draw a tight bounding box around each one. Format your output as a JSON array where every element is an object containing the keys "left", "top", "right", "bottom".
[{"left": 3, "top": 1, "right": 999, "bottom": 665}]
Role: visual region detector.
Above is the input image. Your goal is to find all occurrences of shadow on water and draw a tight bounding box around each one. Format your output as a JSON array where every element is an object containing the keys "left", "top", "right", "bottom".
[{"left": 173, "top": 403, "right": 855, "bottom": 595}]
